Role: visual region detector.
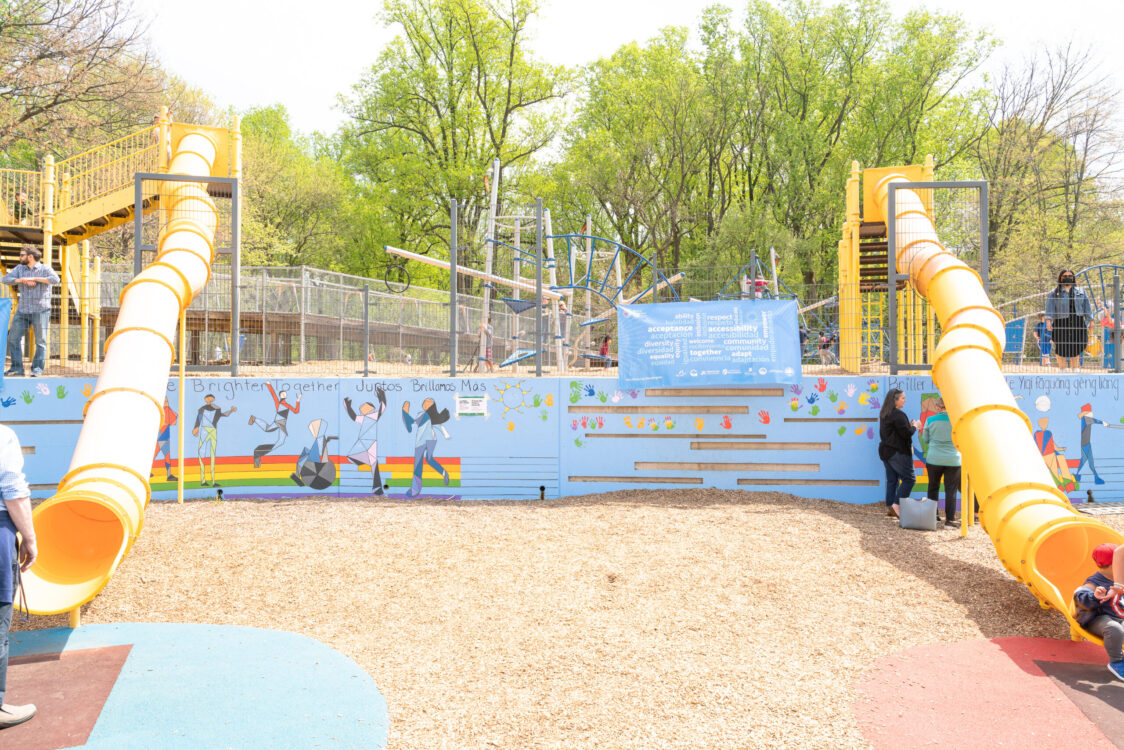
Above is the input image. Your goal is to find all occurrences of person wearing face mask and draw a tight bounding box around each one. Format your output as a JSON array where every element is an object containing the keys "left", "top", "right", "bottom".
[{"left": 1045, "top": 270, "right": 1094, "bottom": 372}]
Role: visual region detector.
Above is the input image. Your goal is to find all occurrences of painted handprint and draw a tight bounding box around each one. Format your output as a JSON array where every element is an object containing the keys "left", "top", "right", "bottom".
[
  {"left": 809, "top": 405, "right": 820, "bottom": 416},
  {"left": 869, "top": 397, "right": 881, "bottom": 410},
  {"left": 507, "top": 421, "right": 515, "bottom": 432},
  {"left": 789, "top": 384, "right": 804, "bottom": 396},
  {"left": 544, "top": 393, "right": 553, "bottom": 406},
  {"left": 596, "top": 417, "right": 604, "bottom": 429},
  {"left": 611, "top": 390, "right": 623, "bottom": 403},
  {"left": 844, "top": 384, "right": 857, "bottom": 397},
  {"left": 663, "top": 417, "right": 674, "bottom": 430},
  {"left": 56, "top": 385, "right": 67, "bottom": 399},
  {"left": 628, "top": 390, "right": 639, "bottom": 398},
  {"left": 569, "top": 382, "right": 582, "bottom": 404},
  {"left": 720, "top": 415, "right": 733, "bottom": 429},
  {"left": 81, "top": 383, "right": 92, "bottom": 397},
  {"left": 858, "top": 392, "right": 870, "bottom": 405},
  {"left": 854, "top": 426, "right": 866, "bottom": 436},
  {"left": 597, "top": 391, "right": 608, "bottom": 403},
  {"left": 694, "top": 417, "right": 704, "bottom": 431},
  {"left": 571, "top": 420, "right": 579, "bottom": 431},
  {"left": 835, "top": 401, "right": 847, "bottom": 415},
  {"left": 837, "top": 425, "right": 847, "bottom": 436},
  {"left": 580, "top": 416, "right": 589, "bottom": 428},
  {"left": 636, "top": 418, "right": 646, "bottom": 428},
  {"left": 815, "top": 378, "right": 827, "bottom": 393},
  {"left": 827, "top": 390, "right": 838, "bottom": 403},
  {"left": 36, "top": 384, "right": 49, "bottom": 396},
  {"left": 540, "top": 410, "right": 549, "bottom": 421},
  {"left": 20, "top": 391, "right": 32, "bottom": 404},
  {"left": 788, "top": 397, "right": 800, "bottom": 412},
  {"left": 574, "top": 438, "right": 584, "bottom": 448},
  {"left": 584, "top": 384, "right": 596, "bottom": 397},
  {"left": 651, "top": 421, "right": 660, "bottom": 431},
  {"left": 868, "top": 379, "right": 879, "bottom": 393},
  {"left": 757, "top": 410, "right": 770, "bottom": 425},
  {"left": 532, "top": 394, "right": 542, "bottom": 407},
  {"left": 0, "top": 397, "right": 14, "bottom": 408},
  {"left": 805, "top": 393, "right": 818, "bottom": 405},
  {"left": 624, "top": 416, "right": 633, "bottom": 427},
  {"left": 866, "top": 427, "right": 875, "bottom": 440}
]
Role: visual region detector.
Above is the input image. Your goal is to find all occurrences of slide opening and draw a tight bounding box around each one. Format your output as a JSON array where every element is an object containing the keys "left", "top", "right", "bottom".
[
  {"left": 34, "top": 497, "right": 128, "bottom": 587},
  {"left": 1030, "top": 520, "right": 1122, "bottom": 609}
]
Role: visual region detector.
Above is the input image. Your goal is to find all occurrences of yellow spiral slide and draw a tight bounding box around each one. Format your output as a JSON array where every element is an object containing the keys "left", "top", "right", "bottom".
[
  {"left": 876, "top": 173, "right": 1123, "bottom": 641},
  {"left": 23, "top": 129, "right": 229, "bottom": 616}
]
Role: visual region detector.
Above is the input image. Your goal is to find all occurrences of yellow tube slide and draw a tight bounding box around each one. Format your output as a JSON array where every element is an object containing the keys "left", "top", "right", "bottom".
[
  {"left": 876, "top": 175, "right": 1123, "bottom": 638},
  {"left": 23, "top": 132, "right": 220, "bottom": 615}
]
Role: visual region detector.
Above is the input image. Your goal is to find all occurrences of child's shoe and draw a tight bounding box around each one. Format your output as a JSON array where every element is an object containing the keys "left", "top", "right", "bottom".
[{"left": 1108, "top": 661, "right": 1124, "bottom": 682}]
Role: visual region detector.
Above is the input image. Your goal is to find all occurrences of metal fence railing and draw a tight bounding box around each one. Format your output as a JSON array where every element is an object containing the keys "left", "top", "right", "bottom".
[{"left": 8, "top": 262, "right": 1124, "bottom": 379}]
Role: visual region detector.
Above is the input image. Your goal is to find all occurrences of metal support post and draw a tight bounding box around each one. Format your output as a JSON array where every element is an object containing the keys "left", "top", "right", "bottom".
[
  {"left": 364, "top": 283, "right": 371, "bottom": 377},
  {"left": 300, "top": 267, "right": 307, "bottom": 363},
  {"left": 133, "top": 176, "right": 145, "bottom": 277},
  {"left": 231, "top": 178, "right": 241, "bottom": 376},
  {"left": 449, "top": 199, "right": 458, "bottom": 377},
  {"left": 1114, "top": 275, "right": 1121, "bottom": 374},
  {"left": 535, "top": 199, "right": 543, "bottom": 377},
  {"left": 887, "top": 187, "right": 898, "bottom": 375}
]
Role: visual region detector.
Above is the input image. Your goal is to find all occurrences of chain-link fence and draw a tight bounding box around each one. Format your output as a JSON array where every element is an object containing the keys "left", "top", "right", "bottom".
[{"left": 9, "top": 249, "right": 1123, "bottom": 379}]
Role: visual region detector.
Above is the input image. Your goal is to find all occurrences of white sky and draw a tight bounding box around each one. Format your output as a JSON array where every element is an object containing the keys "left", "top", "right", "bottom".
[{"left": 133, "top": 0, "right": 1124, "bottom": 136}]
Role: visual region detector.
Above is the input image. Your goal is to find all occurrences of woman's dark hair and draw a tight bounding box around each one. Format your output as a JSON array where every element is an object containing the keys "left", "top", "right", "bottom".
[{"left": 880, "top": 388, "right": 904, "bottom": 423}]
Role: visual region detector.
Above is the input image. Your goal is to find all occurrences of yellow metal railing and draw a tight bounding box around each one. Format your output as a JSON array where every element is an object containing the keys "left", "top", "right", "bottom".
[
  {"left": 0, "top": 169, "right": 42, "bottom": 227},
  {"left": 56, "top": 126, "right": 159, "bottom": 212},
  {"left": 1, "top": 124, "right": 161, "bottom": 230}
]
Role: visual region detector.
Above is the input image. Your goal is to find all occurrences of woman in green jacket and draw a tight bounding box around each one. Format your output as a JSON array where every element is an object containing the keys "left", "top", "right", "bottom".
[{"left": 923, "top": 399, "right": 961, "bottom": 527}]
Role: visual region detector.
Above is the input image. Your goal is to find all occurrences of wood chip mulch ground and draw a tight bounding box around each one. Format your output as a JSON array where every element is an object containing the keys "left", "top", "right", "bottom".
[{"left": 18, "top": 490, "right": 1121, "bottom": 749}]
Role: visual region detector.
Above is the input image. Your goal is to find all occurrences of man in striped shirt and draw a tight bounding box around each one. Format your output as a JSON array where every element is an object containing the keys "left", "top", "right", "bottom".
[{"left": 3, "top": 246, "right": 59, "bottom": 377}]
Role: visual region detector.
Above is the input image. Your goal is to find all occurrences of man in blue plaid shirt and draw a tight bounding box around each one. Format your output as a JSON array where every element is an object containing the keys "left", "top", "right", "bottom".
[{"left": 3, "top": 246, "right": 59, "bottom": 377}]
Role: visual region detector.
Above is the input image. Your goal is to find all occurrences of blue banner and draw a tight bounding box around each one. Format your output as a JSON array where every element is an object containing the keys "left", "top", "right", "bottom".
[{"left": 617, "top": 299, "right": 802, "bottom": 387}]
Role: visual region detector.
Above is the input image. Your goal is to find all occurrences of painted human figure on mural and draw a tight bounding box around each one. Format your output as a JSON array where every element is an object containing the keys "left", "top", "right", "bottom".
[
  {"left": 402, "top": 398, "right": 451, "bottom": 497},
  {"left": 1077, "top": 404, "right": 1109, "bottom": 485},
  {"left": 1033, "top": 417, "right": 1077, "bottom": 493},
  {"left": 292, "top": 418, "right": 337, "bottom": 490},
  {"left": 248, "top": 383, "right": 301, "bottom": 468},
  {"left": 152, "top": 397, "right": 178, "bottom": 482},
  {"left": 192, "top": 394, "right": 236, "bottom": 487},
  {"left": 344, "top": 387, "right": 387, "bottom": 494}
]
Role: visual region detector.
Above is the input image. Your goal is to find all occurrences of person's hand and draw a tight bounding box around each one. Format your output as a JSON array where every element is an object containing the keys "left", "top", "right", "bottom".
[
  {"left": 296, "top": 393, "right": 302, "bottom": 402},
  {"left": 192, "top": 427, "right": 198, "bottom": 436},
  {"left": 1095, "top": 586, "right": 1118, "bottom": 602},
  {"left": 402, "top": 401, "right": 410, "bottom": 412},
  {"left": 230, "top": 406, "right": 237, "bottom": 412},
  {"left": 1046, "top": 320, "right": 1052, "bottom": 332},
  {"left": 911, "top": 419, "right": 922, "bottom": 430},
  {"left": 19, "top": 536, "right": 37, "bottom": 572}
]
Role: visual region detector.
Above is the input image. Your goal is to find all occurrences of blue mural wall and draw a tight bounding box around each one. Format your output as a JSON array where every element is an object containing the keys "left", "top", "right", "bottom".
[{"left": 7, "top": 374, "right": 1124, "bottom": 504}]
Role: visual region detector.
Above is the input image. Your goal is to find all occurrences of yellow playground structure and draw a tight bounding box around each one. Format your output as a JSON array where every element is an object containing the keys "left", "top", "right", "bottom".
[
  {"left": 839, "top": 159, "right": 1124, "bottom": 644},
  {"left": 0, "top": 110, "right": 240, "bottom": 622}
]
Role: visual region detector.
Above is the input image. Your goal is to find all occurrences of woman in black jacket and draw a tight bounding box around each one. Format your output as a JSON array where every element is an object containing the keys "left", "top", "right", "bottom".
[{"left": 879, "top": 388, "right": 921, "bottom": 519}]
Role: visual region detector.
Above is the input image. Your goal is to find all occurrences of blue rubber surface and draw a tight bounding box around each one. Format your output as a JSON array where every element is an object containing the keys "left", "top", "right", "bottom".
[{"left": 11, "top": 623, "right": 389, "bottom": 749}]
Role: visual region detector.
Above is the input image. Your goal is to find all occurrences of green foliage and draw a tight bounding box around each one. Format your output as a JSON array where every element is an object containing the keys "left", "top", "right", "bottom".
[{"left": 338, "top": 0, "right": 569, "bottom": 290}]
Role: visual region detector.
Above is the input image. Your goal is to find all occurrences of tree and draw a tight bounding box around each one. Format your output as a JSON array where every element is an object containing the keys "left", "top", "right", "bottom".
[
  {"left": 0, "top": 0, "right": 163, "bottom": 161},
  {"left": 239, "top": 106, "right": 351, "bottom": 268},
  {"left": 340, "top": 0, "right": 569, "bottom": 290}
]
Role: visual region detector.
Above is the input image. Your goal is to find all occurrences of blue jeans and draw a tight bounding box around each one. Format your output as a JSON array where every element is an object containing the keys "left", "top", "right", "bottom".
[
  {"left": 0, "top": 564, "right": 13, "bottom": 704},
  {"left": 7, "top": 311, "right": 49, "bottom": 372},
  {"left": 883, "top": 452, "right": 916, "bottom": 506}
]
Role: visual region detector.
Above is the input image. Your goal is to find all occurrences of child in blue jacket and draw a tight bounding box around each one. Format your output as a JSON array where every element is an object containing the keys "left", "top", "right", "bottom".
[{"left": 1075, "top": 543, "right": 1124, "bottom": 681}]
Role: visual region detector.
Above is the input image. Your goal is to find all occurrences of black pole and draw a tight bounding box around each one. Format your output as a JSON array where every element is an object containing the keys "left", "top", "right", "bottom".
[
  {"left": 450, "top": 199, "right": 458, "bottom": 378},
  {"left": 535, "top": 198, "right": 543, "bottom": 377},
  {"left": 231, "top": 178, "right": 241, "bottom": 376},
  {"left": 1110, "top": 274, "right": 1119, "bottom": 373}
]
